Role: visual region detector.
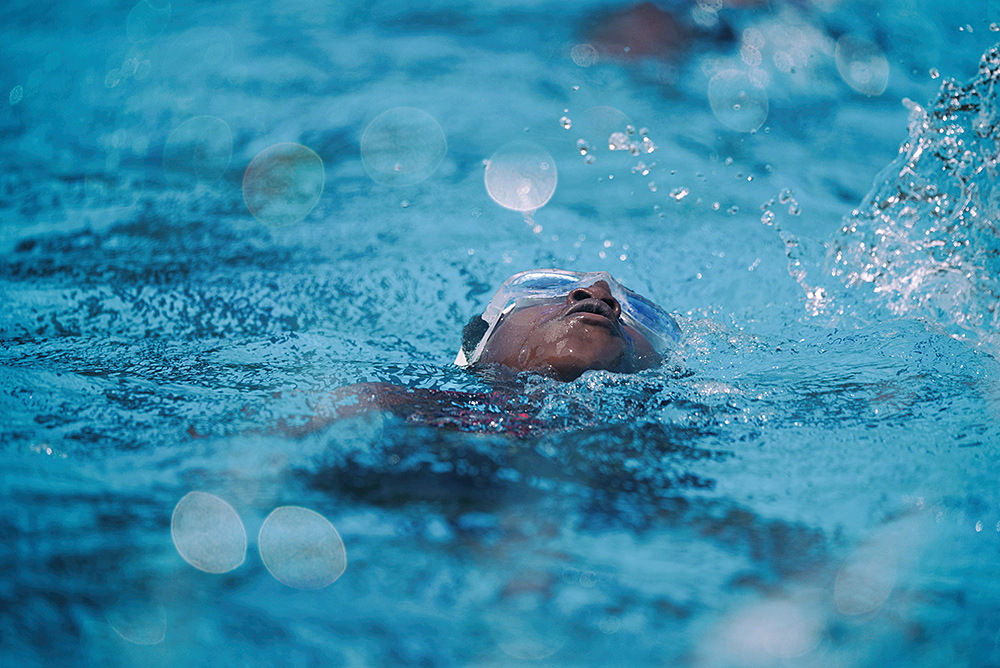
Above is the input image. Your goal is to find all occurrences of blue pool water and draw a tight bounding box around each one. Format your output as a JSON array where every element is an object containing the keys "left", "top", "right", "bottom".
[{"left": 3, "top": 0, "right": 1000, "bottom": 665}]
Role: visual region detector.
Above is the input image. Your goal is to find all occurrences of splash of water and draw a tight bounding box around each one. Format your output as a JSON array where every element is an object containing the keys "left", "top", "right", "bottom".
[{"left": 824, "top": 44, "right": 1000, "bottom": 349}]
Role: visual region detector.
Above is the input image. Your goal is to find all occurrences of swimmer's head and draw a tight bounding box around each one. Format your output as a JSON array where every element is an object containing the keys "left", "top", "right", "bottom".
[{"left": 456, "top": 269, "right": 680, "bottom": 382}]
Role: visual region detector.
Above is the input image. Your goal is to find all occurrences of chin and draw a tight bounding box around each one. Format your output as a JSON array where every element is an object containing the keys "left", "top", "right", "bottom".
[{"left": 545, "top": 352, "right": 627, "bottom": 381}]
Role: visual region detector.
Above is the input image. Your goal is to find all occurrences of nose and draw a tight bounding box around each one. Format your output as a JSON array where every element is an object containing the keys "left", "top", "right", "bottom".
[{"left": 567, "top": 280, "right": 622, "bottom": 318}]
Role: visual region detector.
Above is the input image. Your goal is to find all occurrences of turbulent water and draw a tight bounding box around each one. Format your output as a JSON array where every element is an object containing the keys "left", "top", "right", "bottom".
[
  {"left": 2, "top": 0, "right": 1000, "bottom": 666},
  {"left": 822, "top": 44, "right": 1000, "bottom": 350}
]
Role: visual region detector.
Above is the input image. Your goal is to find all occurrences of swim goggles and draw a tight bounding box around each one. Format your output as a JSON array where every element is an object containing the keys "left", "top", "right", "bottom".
[{"left": 455, "top": 268, "right": 681, "bottom": 367}]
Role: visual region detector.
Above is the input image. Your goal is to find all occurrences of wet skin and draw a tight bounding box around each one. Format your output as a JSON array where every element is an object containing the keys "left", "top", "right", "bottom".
[{"left": 478, "top": 280, "right": 659, "bottom": 381}]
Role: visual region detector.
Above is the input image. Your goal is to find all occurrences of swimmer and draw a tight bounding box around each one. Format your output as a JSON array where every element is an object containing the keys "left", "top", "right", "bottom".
[
  {"left": 455, "top": 269, "right": 680, "bottom": 382},
  {"left": 219, "top": 269, "right": 680, "bottom": 440},
  {"left": 579, "top": 1, "right": 759, "bottom": 62}
]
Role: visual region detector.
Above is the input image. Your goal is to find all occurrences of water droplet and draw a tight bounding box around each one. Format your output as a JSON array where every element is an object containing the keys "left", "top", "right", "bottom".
[
  {"left": 608, "top": 132, "right": 629, "bottom": 151},
  {"left": 727, "top": 205, "right": 740, "bottom": 215},
  {"left": 559, "top": 116, "right": 572, "bottom": 129},
  {"left": 669, "top": 187, "right": 689, "bottom": 201},
  {"left": 930, "top": 68, "right": 940, "bottom": 79},
  {"left": 584, "top": 154, "right": 596, "bottom": 164},
  {"left": 761, "top": 210, "right": 775, "bottom": 225},
  {"left": 788, "top": 202, "right": 801, "bottom": 215},
  {"left": 778, "top": 188, "right": 794, "bottom": 204},
  {"left": 648, "top": 182, "right": 657, "bottom": 192},
  {"left": 577, "top": 106, "right": 633, "bottom": 168}
]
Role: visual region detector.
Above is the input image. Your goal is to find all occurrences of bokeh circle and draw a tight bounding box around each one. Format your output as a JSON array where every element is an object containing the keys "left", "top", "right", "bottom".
[
  {"left": 484, "top": 141, "right": 558, "bottom": 212},
  {"left": 163, "top": 116, "right": 233, "bottom": 188},
  {"left": 126, "top": 0, "right": 171, "bottom": 44},
  {"left": 835, "top": 35, "right": 889, "bottom": 97},
  {"left": 258, "top": 506, "right": 347, "bottom": 589},
  {"left": 242, "top": 143, "right": 325, "bottom": 226},
  {"left": 361, "top": 107, "right": 447, "bottom": 186},
  {"left": 170, "top": 491, "right": 246, "bottom": 574},
  {"left": 708, "top": 70, "right": 769, "bottom": 133}
]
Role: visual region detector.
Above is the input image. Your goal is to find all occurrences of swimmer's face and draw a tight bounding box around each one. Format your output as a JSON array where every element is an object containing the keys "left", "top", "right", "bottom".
[{"left": 478, "top": 280, "right": 658, "bottom": 381}]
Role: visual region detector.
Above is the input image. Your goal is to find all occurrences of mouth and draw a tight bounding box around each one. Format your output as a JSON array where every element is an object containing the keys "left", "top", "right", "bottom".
[{"left": 565, "top": 299, "right": 620, "bottom": 329}]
